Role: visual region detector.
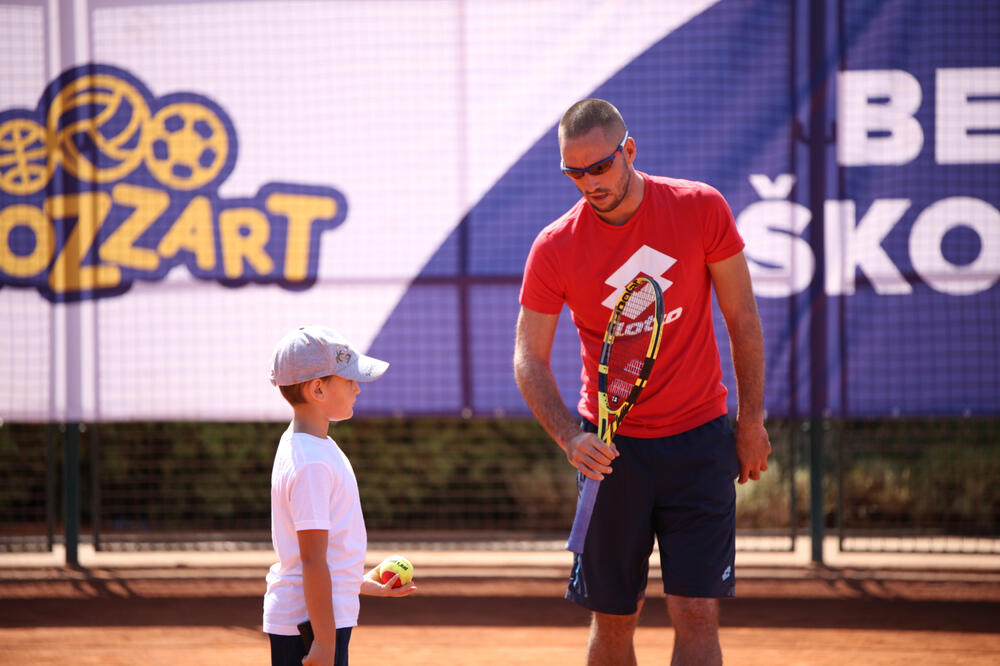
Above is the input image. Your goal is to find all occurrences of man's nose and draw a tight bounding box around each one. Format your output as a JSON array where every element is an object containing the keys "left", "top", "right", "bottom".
[{"left": 581, "top": 173, "right": 602, "bottom": 191}]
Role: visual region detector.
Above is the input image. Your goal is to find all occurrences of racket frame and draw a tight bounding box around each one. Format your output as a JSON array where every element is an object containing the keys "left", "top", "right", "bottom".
[
  {"left": 566, "top": 275, "right": 665, "bottom": 553},
  {"left": 596, "top": 275, "right": 666, "bottom": 445}
]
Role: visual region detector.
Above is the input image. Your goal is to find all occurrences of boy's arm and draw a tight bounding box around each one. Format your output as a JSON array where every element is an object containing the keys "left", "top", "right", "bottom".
[{"left": 298, "top": 529, "right": 336, "bottom": 666}]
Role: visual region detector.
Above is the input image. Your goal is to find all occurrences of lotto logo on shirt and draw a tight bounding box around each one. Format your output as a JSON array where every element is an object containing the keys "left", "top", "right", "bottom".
[
  {"left": 601, "top": 245, "right": 676, "bottom": 310},
  {"left": 613, "top": 314, "right": 658, "bottom": 338},
  {"left": 605, "top": 245, "right": 684, "bottom": 336},
  {"left": 0, "top": 64, "right": 347, "bottom": 303},
  {"left": 614, "top": 306, "right": 684, "bottom": 337}
]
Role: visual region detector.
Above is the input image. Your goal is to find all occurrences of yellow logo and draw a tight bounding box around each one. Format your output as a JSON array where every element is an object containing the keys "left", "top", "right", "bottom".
[{"left": 0, "top": 65, "right": 346, "bottom": 302}]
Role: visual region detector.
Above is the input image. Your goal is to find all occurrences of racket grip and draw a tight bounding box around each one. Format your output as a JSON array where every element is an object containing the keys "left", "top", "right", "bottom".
[
  {"left": 565, "top": 476, "right": 599, "bottom": 554},
  {"left": 298, "top": 620, "right": 314, "bottom": 652}
]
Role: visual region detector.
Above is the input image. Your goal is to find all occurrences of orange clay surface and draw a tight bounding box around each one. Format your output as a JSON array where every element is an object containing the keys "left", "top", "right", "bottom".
[{"left": 1, "top": 562, "right": 999, "bottom": 665}]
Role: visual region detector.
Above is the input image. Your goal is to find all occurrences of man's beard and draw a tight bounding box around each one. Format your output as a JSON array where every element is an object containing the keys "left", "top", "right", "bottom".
[{"left": 589, "top": 170, "right": 632, "bottom": 214}]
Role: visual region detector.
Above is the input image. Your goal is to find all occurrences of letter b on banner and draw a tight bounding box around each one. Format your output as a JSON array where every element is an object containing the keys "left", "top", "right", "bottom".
[{"left": 838, "top": 70, "right": 924, "bottom": 166}]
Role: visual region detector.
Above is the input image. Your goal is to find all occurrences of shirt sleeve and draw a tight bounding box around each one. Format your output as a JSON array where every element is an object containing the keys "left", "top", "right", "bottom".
[
  {"left": 288, "top": 462, "right": 335, "bottom": 531},
  {"left": 700, "top": 185, "right": 745, "bottom": 263},
  {"left": 519, "top": 228, "right": 566, "bottom": 315}
]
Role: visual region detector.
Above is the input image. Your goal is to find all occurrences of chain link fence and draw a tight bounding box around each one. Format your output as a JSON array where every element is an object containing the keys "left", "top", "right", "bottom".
[{"left": 2, "top": 417, "right": 997, "bottom": 554}]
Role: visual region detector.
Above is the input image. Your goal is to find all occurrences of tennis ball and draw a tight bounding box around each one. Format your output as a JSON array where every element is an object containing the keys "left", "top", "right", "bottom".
[{"left": 378, "top": 554, "right": 413, "bottom": 587}]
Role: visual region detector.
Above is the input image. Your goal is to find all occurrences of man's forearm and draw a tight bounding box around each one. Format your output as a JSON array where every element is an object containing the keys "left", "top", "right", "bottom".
[
  {"left": 514, "top": 356, "right": 580, "bottom": 450},
  {"left": 727, "top": 309, "right": 766, "bottom": 423},
  {"left": 724, "top": 297, "right": 772, "bottom": 483}
]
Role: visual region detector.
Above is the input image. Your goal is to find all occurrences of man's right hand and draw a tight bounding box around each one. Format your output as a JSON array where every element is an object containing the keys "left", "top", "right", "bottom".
[{"left": 564, "top": 431, "right": 619, "bottom": 481}]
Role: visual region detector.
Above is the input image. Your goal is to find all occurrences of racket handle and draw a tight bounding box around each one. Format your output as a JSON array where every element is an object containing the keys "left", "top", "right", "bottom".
[
  {"left": 298, "top": 620, "right": 314, "bottom": 651},
  {"left": 565, "top": 476, "right": 600, "bottom": 554}
]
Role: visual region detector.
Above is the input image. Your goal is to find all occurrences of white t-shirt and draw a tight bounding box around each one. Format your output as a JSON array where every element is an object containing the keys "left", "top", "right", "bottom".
[{"left": 263, "top": 427, "right": 367, "bottom": 635}]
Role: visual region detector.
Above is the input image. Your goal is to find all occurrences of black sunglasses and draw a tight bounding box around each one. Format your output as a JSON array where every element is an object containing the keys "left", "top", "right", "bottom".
[{"left": 560, "top": 131, "right": 629, "bottom": 179}]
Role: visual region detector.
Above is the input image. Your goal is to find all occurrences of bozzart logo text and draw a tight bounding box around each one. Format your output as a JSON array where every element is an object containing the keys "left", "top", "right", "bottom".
[{"left": 0, "top": 64, "right": 346, "bottom": 302}]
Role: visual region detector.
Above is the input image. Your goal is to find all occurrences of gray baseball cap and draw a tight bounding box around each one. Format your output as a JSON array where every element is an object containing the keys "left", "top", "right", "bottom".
[{"left": 269, "top": 325, "right": 389, "bottom": 386}]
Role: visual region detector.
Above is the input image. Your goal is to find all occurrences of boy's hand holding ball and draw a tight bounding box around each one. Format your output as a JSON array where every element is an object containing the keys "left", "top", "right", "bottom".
[
  {"left": 378, "top": 555, "right": 413, "bottom": 587},
  {"left": 362, "top": 554, "right": 416, "bottom": 597}
]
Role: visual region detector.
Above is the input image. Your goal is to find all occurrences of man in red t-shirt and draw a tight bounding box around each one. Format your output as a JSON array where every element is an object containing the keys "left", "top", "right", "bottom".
[{"left": 514, "top": 98, "right": 771, "bottom": 665}]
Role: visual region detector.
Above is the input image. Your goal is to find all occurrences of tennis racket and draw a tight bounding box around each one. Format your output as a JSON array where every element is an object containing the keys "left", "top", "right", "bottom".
[{"left": 566, "top": 275, "right": 665, "bottom": 553}]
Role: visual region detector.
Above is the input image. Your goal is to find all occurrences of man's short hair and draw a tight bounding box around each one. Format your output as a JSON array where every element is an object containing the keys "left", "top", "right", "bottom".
[{"left": 558, "top": 99, "right": 627, "bottom": 144}]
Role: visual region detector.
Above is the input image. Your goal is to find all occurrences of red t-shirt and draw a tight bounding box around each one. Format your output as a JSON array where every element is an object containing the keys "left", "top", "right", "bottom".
[{"left": 519, "top": 173, "right": 745, "bottom": 438}]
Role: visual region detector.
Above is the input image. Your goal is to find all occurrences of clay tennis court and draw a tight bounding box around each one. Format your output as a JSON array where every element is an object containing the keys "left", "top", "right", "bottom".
[{"left": 2, "top": 544, "right": 999, "bottom": 665}]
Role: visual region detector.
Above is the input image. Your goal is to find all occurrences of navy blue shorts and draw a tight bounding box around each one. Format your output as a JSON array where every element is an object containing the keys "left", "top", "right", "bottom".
[{"left": 566, "top": 414, "right": 738, "bottom": 615}]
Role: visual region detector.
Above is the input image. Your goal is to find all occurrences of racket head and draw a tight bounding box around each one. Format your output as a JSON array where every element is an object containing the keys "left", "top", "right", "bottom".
[{"left": 597, "top": 275, "right": 665, "bottom": 440}]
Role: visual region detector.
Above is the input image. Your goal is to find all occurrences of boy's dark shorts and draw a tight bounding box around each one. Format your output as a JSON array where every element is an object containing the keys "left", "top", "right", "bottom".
[
  {"left": 269, "top": 627, "right": 352, "bottom": 666},
  {"left": 566, "top": 414, "right": 739, "bottom": 615}
]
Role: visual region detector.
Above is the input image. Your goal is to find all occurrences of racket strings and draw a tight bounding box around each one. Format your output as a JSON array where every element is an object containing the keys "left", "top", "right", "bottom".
[
  {"left": 606, "top": 319, "right": 655, "bottom": 404},
  {"left": 602, "top": 278, "right": 662, "bottom": 408},
  {"left": 620, "top": 282, "right": 656, "bottom": 319},
  {"left": 608, "top": 377, "right": 634, "bottom": 402}
]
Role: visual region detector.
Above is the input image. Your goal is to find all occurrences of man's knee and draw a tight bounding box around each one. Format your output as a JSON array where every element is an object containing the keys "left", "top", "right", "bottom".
[
  {"left": 592, "top": 601, "right": 642, "bottom": 637},
  {"left": 666, "top": 596, "right": 718, "bottom": 630}
]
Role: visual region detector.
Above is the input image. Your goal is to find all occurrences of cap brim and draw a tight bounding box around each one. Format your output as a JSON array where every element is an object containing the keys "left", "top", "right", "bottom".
[{"left": 340, "top": 353, "right": 389, "bottom": 382}]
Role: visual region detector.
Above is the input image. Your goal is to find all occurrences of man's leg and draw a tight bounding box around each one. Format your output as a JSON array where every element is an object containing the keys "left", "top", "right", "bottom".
[
  {"left": 651, "top": 417, "right": 736, "bottom": 665},
  {"left": 666, "top": 595, "right": 721, "bottom": 666},
  {"left": 587, "top": 599, "right": 643, "bottom": 666}
]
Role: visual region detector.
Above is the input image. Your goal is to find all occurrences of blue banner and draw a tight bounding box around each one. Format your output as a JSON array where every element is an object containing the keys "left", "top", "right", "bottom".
[
  {"left": 1, "top": 0, "right": 996, "bottom": 421},
  {"left": 365, "top": 0, "right": 999, "bottom": 418}
]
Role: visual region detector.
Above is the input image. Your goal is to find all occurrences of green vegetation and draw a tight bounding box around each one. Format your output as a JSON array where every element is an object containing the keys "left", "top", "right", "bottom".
[{"left": 1, "top": 418, "right": 997, "bottom": 540}]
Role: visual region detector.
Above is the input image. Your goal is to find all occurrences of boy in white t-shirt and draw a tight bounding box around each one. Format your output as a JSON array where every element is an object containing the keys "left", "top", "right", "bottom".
[{"left": 264, "top": 325, "right": 416, "bottom": 666}]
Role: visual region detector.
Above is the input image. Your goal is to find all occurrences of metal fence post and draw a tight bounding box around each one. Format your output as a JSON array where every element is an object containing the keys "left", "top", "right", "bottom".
[
  {"left": 46, "top": 425, "right": 57, "bottom": 551},
  {"left": 63, "top": 423, "right": 80, "bottom": 567},
  {"left": 90, "top": 423, "right": 101, "bottom": 551},
  {"left": 809, "top": 419, "right": 825, "bottom": 563},
  {"left": 806, "top": 0, "right": 831, "bottom": 565}
]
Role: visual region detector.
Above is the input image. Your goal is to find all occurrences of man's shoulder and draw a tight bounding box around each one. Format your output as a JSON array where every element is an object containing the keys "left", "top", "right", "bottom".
[
  {"left": 536, "top": 197, "right": 587, "bottom": 241},
  {"left": 645, "top": 173, "right": 725, "bottom": 203}
]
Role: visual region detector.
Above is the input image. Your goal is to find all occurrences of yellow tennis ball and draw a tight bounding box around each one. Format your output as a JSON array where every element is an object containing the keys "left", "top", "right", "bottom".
[{"left": 378, "top": 554, "right": 413, "bottom": 587}]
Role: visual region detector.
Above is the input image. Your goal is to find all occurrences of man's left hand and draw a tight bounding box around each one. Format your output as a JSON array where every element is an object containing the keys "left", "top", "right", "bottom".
[{"left": 735, "top": 421, "right": 771, "bottom": 484}]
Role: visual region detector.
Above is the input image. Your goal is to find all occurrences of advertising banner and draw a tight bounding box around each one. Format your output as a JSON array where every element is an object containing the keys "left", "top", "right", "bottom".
[{"left": 1, "top": 0, "right": 996, "bottom": 421}]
